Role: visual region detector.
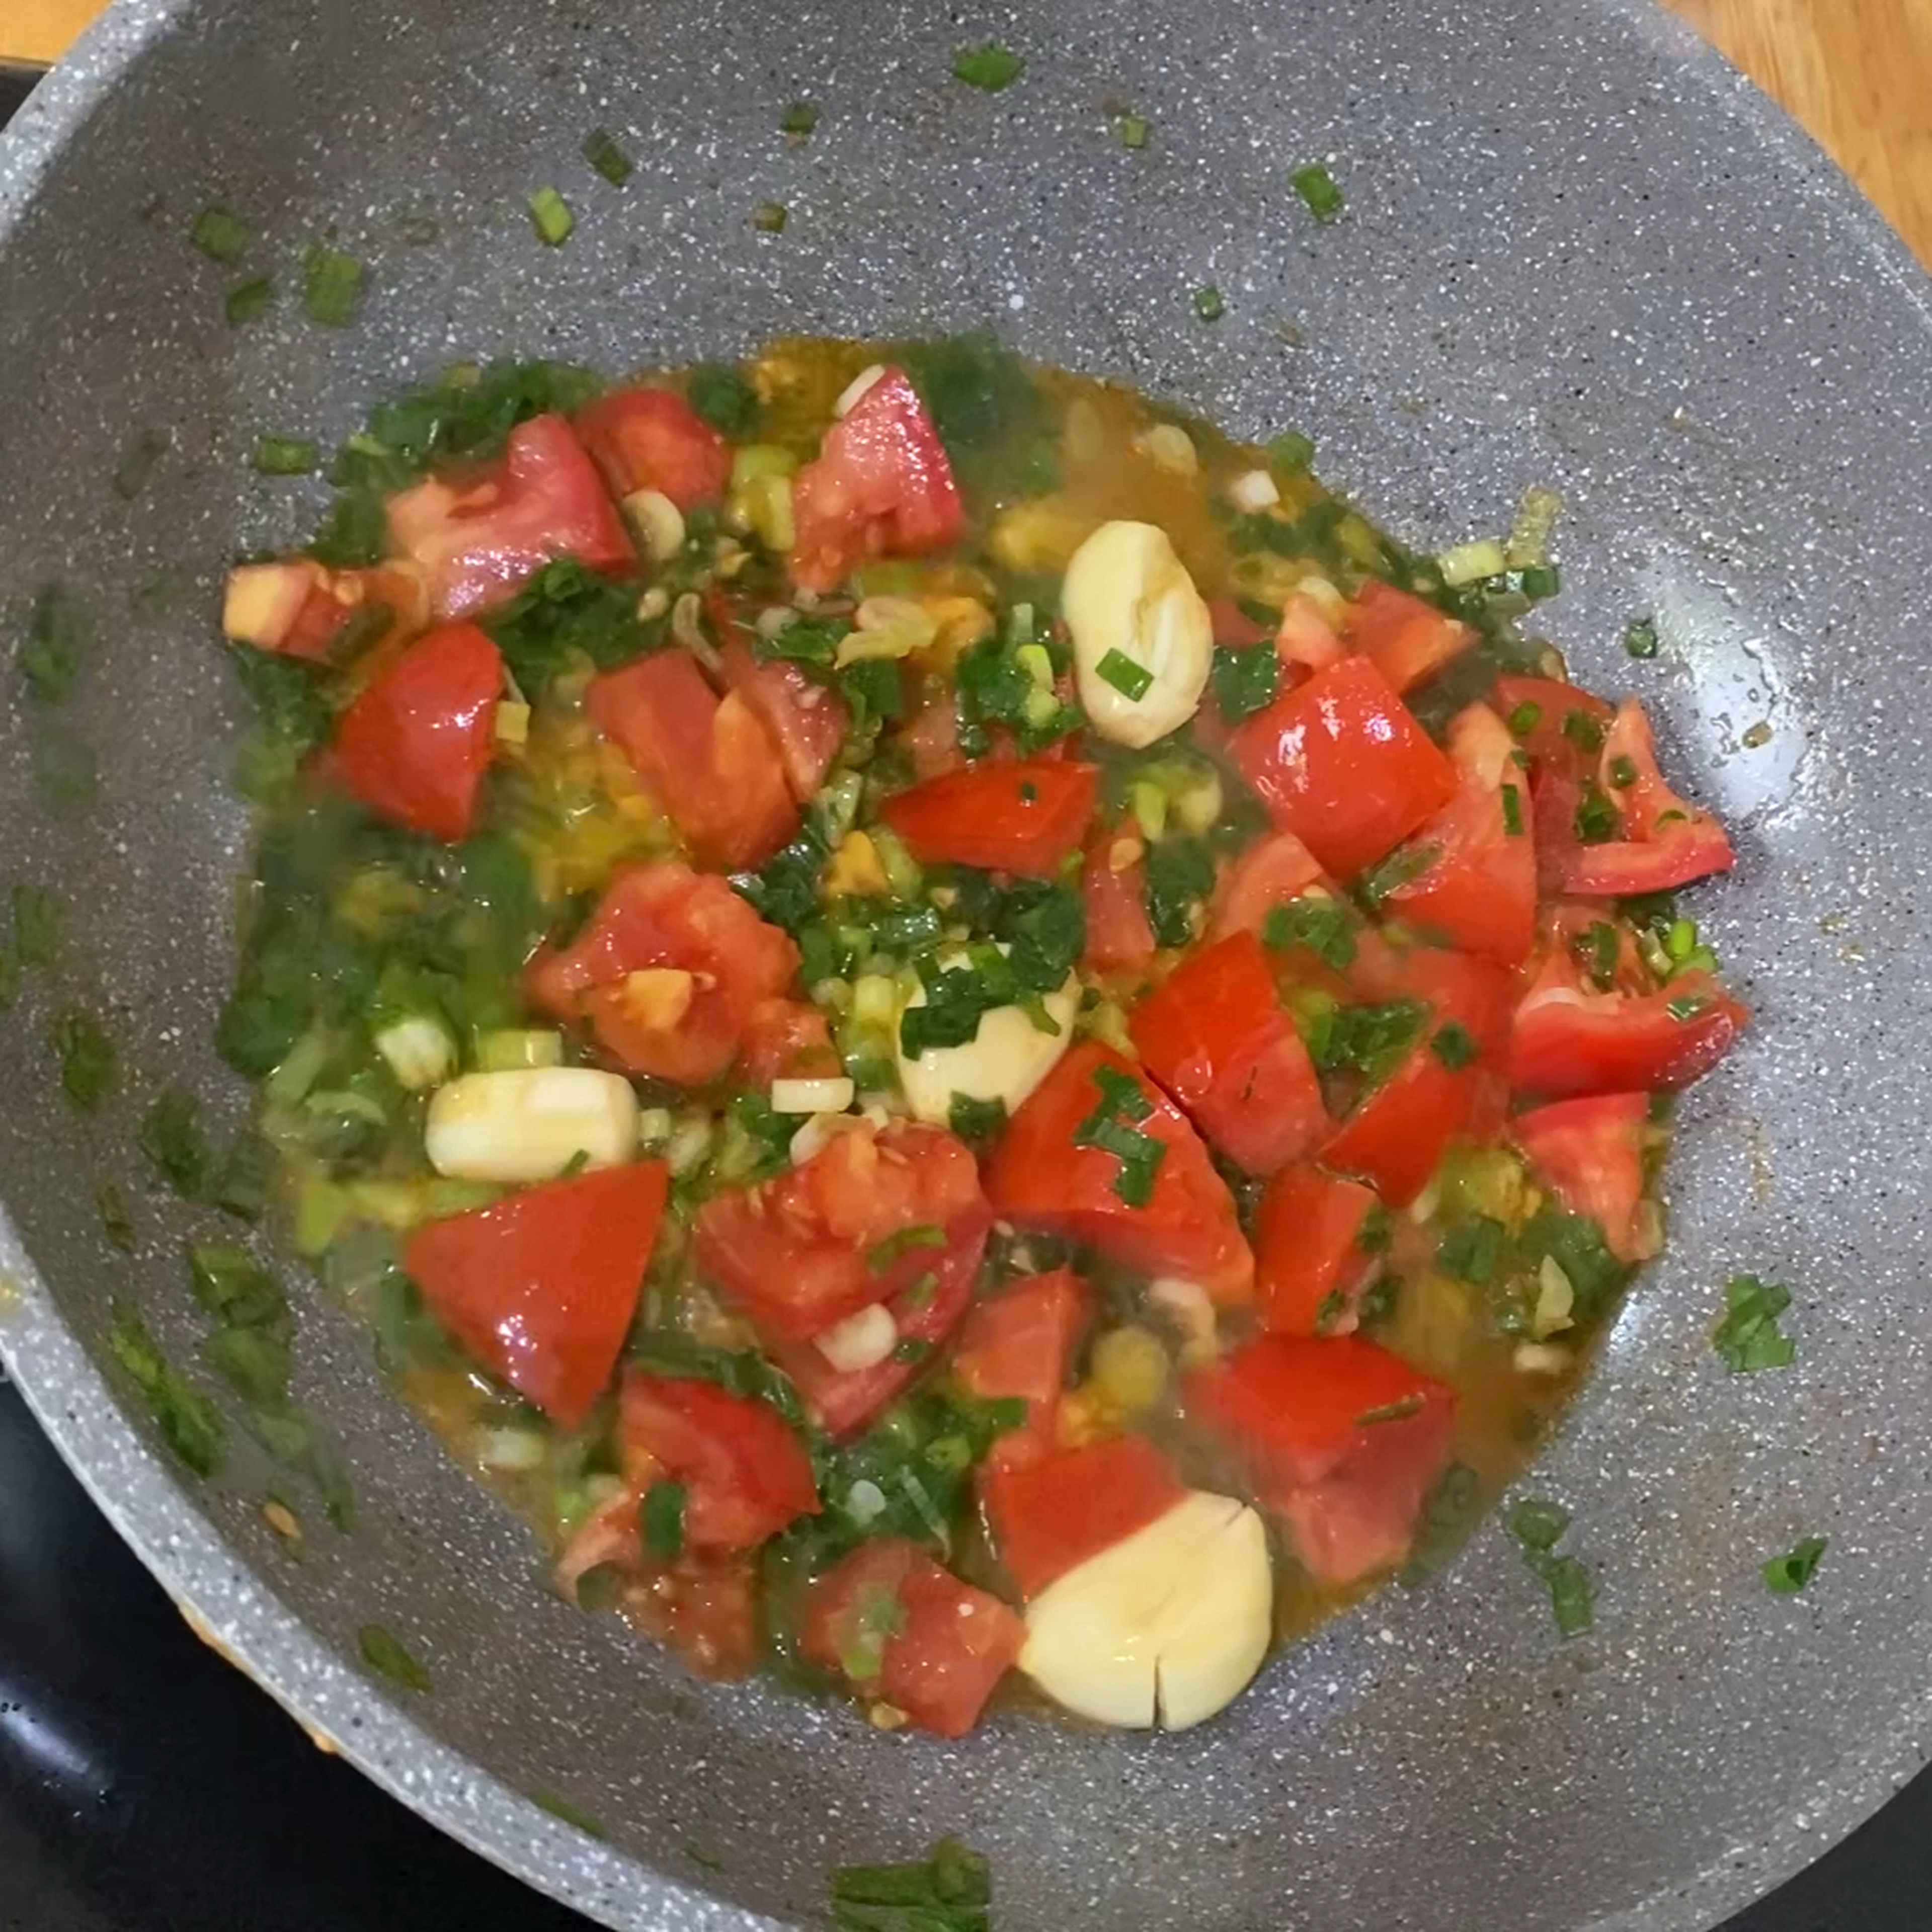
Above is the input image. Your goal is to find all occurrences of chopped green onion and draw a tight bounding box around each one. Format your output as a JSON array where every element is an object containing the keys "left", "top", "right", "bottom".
[
  {"left": 951, "top": 42, "right": 1025, "bottom": 91},
  {"left": 1577, "top": 920, "right": 1620, "bottom": 989},
  {"left": 54, "top": 1009, "right": 116, "bottom": 1108},
  {"left": 1540, "top": 1553, "right": 1596, "bottom": 1637},
  {"left": 1261, "top": 894, "right": 1355, "bottom": 970},
  {"left": 190, "top": 204, "right": 252, "bottom": 266},
  {"left": 1665, "top": 993, "right": 1706, "bottom": 1021},
  {"left": 13, "top": 884, "right": 59, "bottom": 967},
  {"left": 1763, "top": 1535, "right": 1828, "bottom": 1596},
  {"left": 1430, "top": 1021, "right": 1478, "bottom": 1071},
  {"left": 1095, "top": 648, "right": 1154, "bottom": 701},
  {"left": 869, "top": 1224, "right": 948, "bottom": 1272},
  {"left": 1506, "top": 700, "right": 1542, "bottom": 737},
  {"left": 1500, "top": 782, "right": 1524, "bottom": 836},
  {"left": 301, "top": 246, "right": 365, "bottom": 327},
  {"left": 110, "top": 1309, "right": 224, "bottom": 1475},
  {"left": 527, "top": 187, "right": 575, "bottom": 246},
  {"left": 832, "top": 1837, "right": 990, "bottom": 1927},
  {"left": 1664, "top": 917, "right": 1700, "bottom": 962},
  {"left": 1741, "top": 719, "right": 1773, "bottom": 750},
  {"left": 1519, "top": 563, "right": 1561, "bottom": 600},
  {"left": 780, "top": 101, "right": 821, "bottom": 140},
  {"left": 1210, "top": 642, "right": 1280, "bottom": 722},
  {"left": 224, "top": 275, "right": 275, "bottom": 326},
  {"left": 1713, "top": 1273, "right": 1796, "bottom": 1373},
  {"left": 1608, "top": 754, "right": 1639, "bottom": 789},
  {"left": 1623, "top": 615, "right": 1660, "bottom": 659},
  {"left": 1507, "top": 1496, "right": 1572, "bottom": 1553},
  {"left": 1072, "top": 1064, "right": 1164, "bottom": 1208},
  {"left": 252, "top": 435, "right": 320, "bottom": 476},
  {"left": 948, "top": 1092, "right": 1007, "bottom": 1147},
  {"left": 17, "top": 584, "right": 87, "bottom": 703},
  {"left": 1268, "top": 430, "right": 1315, "bottom": 472},
  {"left": 357, "top": 1623, "right": 433, "bottom": 1693},
  {"left": 1291, "top": 163, "right": 1345, "bottom": 223},
  {"left": 641, "top": 1478, "right": 687, "bottom": 1559},
  {"left": 1191, "top": 284, "right": 1226, "bottom": 323},
  {"left": 1116, "top": 111, "right": 1150, "bottom": 149},
  {"left": 581, "top": 127, "right": 635, "bottom": 186},
  {"left": 1436, "top": 1215, "right": 1504, "bottom": 1283},
  {"left": 751, "top": 200, "right": 788, "bottom": 234},
  {"left": 1561, "top": 708, "right": 1605, "bottom": 754},
  {"left": 1572, "top": 787, "right": 1621, "bottom": 844}
]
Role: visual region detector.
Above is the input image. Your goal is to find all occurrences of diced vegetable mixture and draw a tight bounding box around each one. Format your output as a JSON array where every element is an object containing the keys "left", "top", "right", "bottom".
[{"left": 215, "top": 335, "right": 1744, "bottom": 1734}]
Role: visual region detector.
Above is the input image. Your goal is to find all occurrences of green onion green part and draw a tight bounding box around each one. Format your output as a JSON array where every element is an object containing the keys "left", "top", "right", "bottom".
[
  {"left": 951, "top": 42, "right": 1025, "bottom": 92},
  {"left": 1291, "top": 163, "right": 1345, "bottom": 223},
  {"left": 581, "top": 127, "right": 636, "bottom": 186},
  {"left": 527, "top": 187, "right": 576, "bottom": 247},
  {"left": 1095, "top": 648, "right": 1154, "bottom": 701},
  {"left": 252, "top": 435, "right": 321, "bottom": 476},
  {"left": 1192, "top": 284, "right": 1227, "bottom": 323}
]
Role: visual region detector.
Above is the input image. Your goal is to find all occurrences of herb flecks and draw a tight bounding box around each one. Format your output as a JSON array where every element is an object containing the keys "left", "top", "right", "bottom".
[
  {"left": 1072, "top": 1063, "right": 1165, "bottom": 1208},
  {"left": 1713, "top": 1273, "right": 1796, "bottom": 1373}
]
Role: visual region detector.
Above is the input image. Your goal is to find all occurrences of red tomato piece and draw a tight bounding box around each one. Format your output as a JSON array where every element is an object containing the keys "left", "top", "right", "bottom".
[
  {"left": 1207, "top": 597, "right": 1273, "bottom": 648},
  {"left": 1341, "top": 580, "right": 1473, "bottom": 694},
  {"left": 951, "top": 1267, "right": 1093, "bottom": 1469},
  {"left": 802, "top": 1539, "right": 1023, "bottom": 1737},
  {"left": 222, "top": 559, "right": 429, "bottom": 662},
  {"left": 878, "top": 758, "right": 1098, "bottom": 878},
  {"left": 405, "top": 1161, "right": 669, "bottom": 1429},
  {"left": 1490, "top": 675, "right": 1613, "bottom": 771},
  {"left": 1510, "top": 907, "right": 1748, "bottom": 1101},
  {"left": 327, "top": 622, "right": 503, "bottom": 841},
  {"left": 1382, "top": 703, "right": 1538, "bottom": 967},
  {"left": 618, "top": 1373, "right": 820, "bottom": 1551},
  {"left": 695, "top": 1120, "right": 989, "bottom": 1342},
  {"left": 1229, "top": 657, "right": 1458, "bottom": 879},
  {"left": 1561, "top": 699, "right": 1736, "bottom": 896},
  {"left": 1081, "top": 832, "right": 1157, "bottom": 974},
  {"left": 986, "top": 1043, "right": 1255, "bottom": 1306},
  {"left": 1512, "top": 1092, "right": 1659, "bottom": 1263},
  {"left": 1352, "top": 941, "right": 1518, "bottom": 1060},
  {"left": 980, "top": 1434, "right": 1189, "bottom": 1598},
  {"left": 1185, "top": 1334, "right": 1455, "bottom": 1586},
  {"left": 1273, "top": 589, "right": 1348, "bottom": 682},
  {"left": 1130, "top": 931, "right": 1327, "bottom": 1174},
  {"left": 385, "top": 415, "right": 633, "bottom": 620},
  {"left": 738, "top": 998, "right": 841, "bottom": 1085},
  {"left": 768, "top": 1211, "right": 989, "bottom": 1438},
  {"left": 715, "top": 636, "right": 849, "bottom": 803},
  {"left": 573, "top": 386, "right": 731, "bottom": 510},
  {"left": 589, "top": 650, "right": 797, "bottom": 870},
  {"left": 526, "top": 863, "right": 800, "bottom": 1086},
  {"left": 1207, "top": 830, "right": 1326, "bottom": 943},
  {"left": 1319, "top": 1035, "right": 1479, "bottom": 1208},
  {"left": 788, "top": 368, "right": 964, "bottom": 592},
  {"left": 1254, "top": 1165, "right": 1384, "bottom": 1335}
]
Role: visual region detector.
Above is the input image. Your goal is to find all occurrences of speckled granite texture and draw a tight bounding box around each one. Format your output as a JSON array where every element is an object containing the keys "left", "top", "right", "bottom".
[{"left": 1, "top": 1, "right": 1929, "bottom": 1927}]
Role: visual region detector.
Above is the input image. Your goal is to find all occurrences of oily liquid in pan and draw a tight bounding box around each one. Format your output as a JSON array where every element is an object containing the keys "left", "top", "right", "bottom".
[{"left": 237, "top": 337, "right": 1672, "bottom": 1724}]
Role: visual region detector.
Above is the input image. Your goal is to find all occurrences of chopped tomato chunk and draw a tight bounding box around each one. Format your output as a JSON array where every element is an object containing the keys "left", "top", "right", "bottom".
[
  {"left": 878, "top": 758, "right": 1098, "bottom": 877},
  {"left": 386, "top": 414, "right": 633, "bottom": 620},
  {"left": 980, "top": 1434, "right": 1188, "bottom": 1598},
  {"left": 802, "top": 1539, "right": 1023, "bottom": 1736},
  {"left": 951, "top": 1268, "right": 1093, "bottom": 1469},
  {"left": 526, "top": 862, "right": 800, "bottom": 1085},
  {"left": 1229, "top": 656, "right": 1458, "bottom": 878},
  {"left": 1490, "top": 675, "right": 1613, "bottom": 771},
  {"left": 738, "top": 998, "right": 841, "bottom": 1085},
  {"left": 986, "top": 1043, "right": 1255, "bottom": 1306},
  {"left": 618, "top": 1373, "right": 819, "bottom": 1550},
  {"left": 1254, "top": 1165, "right": 1384, "bottom": 1334},
  {"left": 405, "top": 1161, "right": 669, "bottom": 1429},
  {"left": 1341, "top": 580, "right": 1473, "bottom": 695},
  {"left": 789, "top": 368, "right": 964, "bottom": 592},
  {"left": 1382, "top": 703, "right": 1538, "bottom": 967},
  {"left": 1185, "top": 1334, "right": 1455, "bottom": 1586},
  {"left": 1272, "top": 588, "right": 1348, "bottom": 680},
  {"left": 694, "top": 1120, "right": 989, "bottom": 1342},
  {"left": 574, "top": 386, "right": 731, "bottom": 509},
  {"left": 1082, "top": 832, "right": 1157, "bottom": 974},
  {"left": 222, "top": 558, "right": 428, "bottom": 661},
  {"left": 716, "top": 636, "right": 849, "bottom": 803},
  {"left": 1511, "top": 906, "right": 1747, "bottom": 1100},
  {"left": 1561, "top": 699, "right": 1736, "bottom": 897},
  {"left": 1512, "top": 1092, "right": 1659, "bottom": 1263},
  {"left": 1319, "top": 1034, "right": 1480, "bottom": 1208},
  {"left": 1208, "top": 830, "right": 1325, "bottom": 943},
  {"left": 1130, "top": 931, "right": 1327, "bottom": 1174},
  {"left": 589, "top": 651, "right": 797, "bottom": 869},
  {"left": 327, "top": 621, "right": 503, "bottom": 841}
]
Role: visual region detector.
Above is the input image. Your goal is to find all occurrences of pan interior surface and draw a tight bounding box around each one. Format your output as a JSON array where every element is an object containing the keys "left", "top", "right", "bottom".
[{"left": 2, "top": 1, "right": 1929, "bottom": 1927}]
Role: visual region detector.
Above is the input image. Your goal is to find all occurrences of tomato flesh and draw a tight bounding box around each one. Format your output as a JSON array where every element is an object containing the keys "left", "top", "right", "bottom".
[
  {"left": 1208, "top": 830, "right": 1325, "bottom": 943},
  {"left": 1082, "top": 833, "right": 1157, "bottom": 973},
  {"left": 986, "top": 1042, "right": 1255, "bottom": 1306},
  {"left": 1229, "top": 656, "right": 1458, "bottom": 878},
  {"left": 1130, "top": 930, "right": 1327, "bottom": 1174},
  {"left": 574, "top": 387, "right": 731, "bottom": 509},
  {"left": 738, "top": 998, "right": 842, "bottom": 1085},
  {"left": 1512, "top": 1091, "right": 1658, "bottom": 1263},
  {"left": 1341, "top": 580, "right": 1473, "bottom": 695},
  {"left": 878, "top": 757, "right": 1098, "bottom": 877},
  {"left": 1254, "top": 1165, "right": 1384, "bottom": 1334},
  {"left": 716, "top": 635, "right": 850, "bottom": 804},
  {"left": 951, "top": 1267, "right": 1093, "bottom": 1470},
  {"left": 405, "top": 1161, "right": 670, "bottom": 1429},
  {"left": 328, "top": 622, "right": 503, "bottom": 841}
]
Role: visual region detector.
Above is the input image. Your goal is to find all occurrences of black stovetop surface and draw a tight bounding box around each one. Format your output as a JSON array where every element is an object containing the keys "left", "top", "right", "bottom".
[{"left": 0, "top": 57, "right": 1925, "bottom": 1932}]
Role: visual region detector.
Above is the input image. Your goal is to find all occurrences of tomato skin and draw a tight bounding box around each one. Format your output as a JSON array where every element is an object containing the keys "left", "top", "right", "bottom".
[
  {"left": 1254, "top": 1165, "right": 1383, "bottom": 1334},
  {"left": 1512, "top": 1092, "right": 1658, "bottom": 1262},
  {"left": 1184, "top": 1333, "right": 1455, "bottom": 1586},
  {"left": 694, "top": 1120, "right": 989, "bottom": 1343},
  {"left": 589, "top": 651, "right": 797, "bottom": 870},
  {"left": 738, "top": 998, "right": 841, "bottom": 1085},
  {"left": 1319, "top": 1040, "right": 1478, "bottom": 1208},
  {"left": 980, "top": 1434, "right": 1188, "bottom": 1598},
  {"left": 1207, "top": 830, "right": 1325, "bottom": 943},
  {"left": 716, "top": 636, "right": 849, "bottom": 803},
  {"left": 878, "top": 758, "right": 1098, "bottom": 877},
  {"left": 1510, "top": 907, "right": 1747, "bottom": 1100},
  {"left": 1383, "top": 703, "right": 1538, "bottom": 967},
  {"left": 951, "top": 1267, "right": 1093, "bottom": 1470},
  {"left": 788, "top": 368, "right": 964, "bottom": 592},
  {"left": 526, "top": 862, "right": 800, "bottom": 1085},
  {"left": 802, "top": 1539, "right": 1023, "bottom": 1737},
  {"left": 1341, "top": 580, "right": 1473, "bottom": 695},
  {"left": 1081, "top": 834, "right": 1157, "bottom": 974},
  {"left": 986, "top": 1042, "right": 1255, "bottom": 1306},
  {"left": 1491, "top": 676, "right": 1613, "bottom": 771},
  {"left": 1229, "top": 657, "right": 1458, "bottom": 879},
  {"left": 328, "top": 622, "right": 503, "bottom": 841},
  {"left": 405, "top": 1161, "right": 670, "bottom": 1429},
  {"left": 1130, "top": 931, "right": 1327, "bottom": 1174},
  {"left": 618, "top": 1374, "right": 820, "bottom": 1551},
  {"left": 1561, "top": 698, "right": 1736, "bottom": 897},
  {"left": 574, "top": 387, "right": 731, "bottom": 510},
  {"left": 386, "top": 415, "right": 634, "bottom": 620}
]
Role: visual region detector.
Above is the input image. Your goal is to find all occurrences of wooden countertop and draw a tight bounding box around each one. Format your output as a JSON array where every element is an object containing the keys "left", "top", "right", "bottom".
[{"left": 4, "top": 0, "right": 1929, "bottom": 267}]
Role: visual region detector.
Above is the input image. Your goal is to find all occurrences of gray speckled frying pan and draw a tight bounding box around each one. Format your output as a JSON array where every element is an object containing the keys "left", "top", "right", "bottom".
[{"left": 1, "top": 0, "right": 1927, "bottom": 1925}]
